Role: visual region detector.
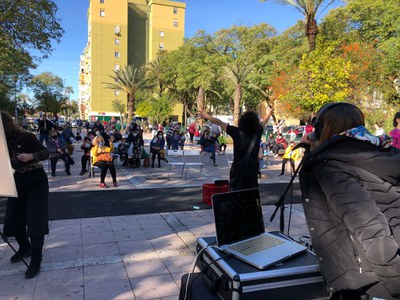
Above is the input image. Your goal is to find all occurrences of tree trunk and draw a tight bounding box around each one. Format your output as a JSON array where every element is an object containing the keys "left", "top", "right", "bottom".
[
  {"left": 197, "top": 86, "right": 205, "bottom": 126},
  {"left": 233, "top": 84, "right": 242, "bottom": 127},
  {"left": 305, "top": 17, "right": 318, "bottom": 52},
  {"left": 127, "top": 93, "right": 134, "bottom": 123}
]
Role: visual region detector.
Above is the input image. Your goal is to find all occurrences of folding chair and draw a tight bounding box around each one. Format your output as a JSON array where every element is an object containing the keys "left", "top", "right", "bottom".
[
  {"left": 90, "top": 154, "right": 112, "bottom": 184},
  {"left": 167, "top": 150, "right": 185, "bottom": 179},
  {"left": 183, "top": 149, "right": 204, "bottom": 179}
]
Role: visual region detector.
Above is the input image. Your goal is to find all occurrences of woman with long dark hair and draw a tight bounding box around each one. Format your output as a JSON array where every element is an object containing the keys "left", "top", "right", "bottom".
[
  {"left": 198, "top": 107, "right": 273, "bottom": 190},
  {"left": 299, "top": 103, "right": 400, "bottom": 299},
  {"left": 1, "top": 111, "right": 49, "bottom": 279}
]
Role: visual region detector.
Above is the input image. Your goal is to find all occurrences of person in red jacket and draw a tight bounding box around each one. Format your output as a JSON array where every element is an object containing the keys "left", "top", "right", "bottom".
[{"left": 272, "top": 133, "right": 287, "bottom": 156}]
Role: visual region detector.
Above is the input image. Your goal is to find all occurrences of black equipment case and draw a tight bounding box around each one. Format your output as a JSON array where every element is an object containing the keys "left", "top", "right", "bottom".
[{"left": 196, "top": 233, "right": 330, "bottom": 300}]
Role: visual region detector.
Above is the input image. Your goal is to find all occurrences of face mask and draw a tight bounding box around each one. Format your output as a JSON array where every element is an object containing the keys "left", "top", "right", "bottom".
[
  {"left": 109, "top": 130, "right": 113, "bottom": 134},
  {"left": 158, "top": 135, "right": 162, "bottom": 138},
  {"left": 96, "top": 131, "right": 100, "bottom": 136},
  {"left": 85, "top": 143, "right": 90, "bottom": 148},
  {"left": 98, "top": 142, "right": 104, "bottom": 147},
  {"left": 58, "top": 131, "right": 63, "bottom": 134},
  {"left": 133, "top": 133, "right": 138, "bottom": 137}
]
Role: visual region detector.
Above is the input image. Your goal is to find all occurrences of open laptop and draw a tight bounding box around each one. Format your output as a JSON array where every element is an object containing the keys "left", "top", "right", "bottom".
[{"left": 212, "top": 188, "right": 306, "bottom": 269}]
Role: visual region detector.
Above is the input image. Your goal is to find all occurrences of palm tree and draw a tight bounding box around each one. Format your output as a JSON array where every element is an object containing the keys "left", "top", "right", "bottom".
[
  {"left": 147, "top": 57, "right": 167, "bottom": 97},
  {"left": 260, "top": 0, "right": 337, "bottom": 51},
  {"left": 103, "top": 65, "right": 147, "bottom": 123},
  {"left": 222, "top": 62, "right": 253, "bottom": 126}
]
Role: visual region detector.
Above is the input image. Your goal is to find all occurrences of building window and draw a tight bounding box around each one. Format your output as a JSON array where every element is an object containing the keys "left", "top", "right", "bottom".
[
  {"left": 115, "top": 51, "right": 120, "bottom": 58},
  {"left": 173, "top": 7, "right": 178, "bottom": 14},
  {"left": 159, "top": 43, "right": 164, "bottom": 50},
  {"left": 115, "top": 25, "right": 120, "bottom": 35},
  {"left": 160, "top": 31, "right": 164, "bottom": 37},
  {"left": 100, "top": 0, "right": 105, "bottom": 3},
  {"left": 114, "top": 90, "right": 120, "bottom": 96},
  {"left": 100, "top": 9, "right": 105, "bottom": 17},
  {"left": 173, "top": 19, "right": 178, "bottom": 27},
  {"left": 114, "top": 64, "right": 120, "bottom": 71},
  {"left": 115, "top": 38, "right": 120, "bottom": 45}
]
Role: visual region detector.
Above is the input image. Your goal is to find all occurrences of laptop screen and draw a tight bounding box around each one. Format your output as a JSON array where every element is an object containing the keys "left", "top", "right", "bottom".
[{"left": 212, "top": 188, "right": 265, "bottom": 246}]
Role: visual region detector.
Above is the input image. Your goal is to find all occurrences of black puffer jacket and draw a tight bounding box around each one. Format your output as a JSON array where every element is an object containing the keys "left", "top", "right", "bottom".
[{"left": 299, "top": 135, "right": 400, "bottom": 299}]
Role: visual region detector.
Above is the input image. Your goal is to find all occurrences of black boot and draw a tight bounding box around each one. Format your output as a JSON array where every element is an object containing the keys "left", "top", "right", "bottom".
[
  {"left": 10, "top": 234, "right": 31, "bottom": 263},
  {"left": 25, "top": 256, "right": 42, "bottom": 279},
  {"left": 25, "top": 236, "right": 44, "bottom": 279}
]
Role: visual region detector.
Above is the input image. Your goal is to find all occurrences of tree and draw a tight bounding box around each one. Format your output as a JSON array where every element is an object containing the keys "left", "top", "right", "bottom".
[
  {"left": 103, "top": 65, "right": 147, "bottom": 123},
  {"left": 29, "top": 72, "right": 66, "bottom": 116},
  {"left": 146, "top": 56, "right": 168, "bottom": 97},
  {"left": 136, "top": 95, "right": 173, "bottom": 124},
  {"left": 260, "top": 0, "right": 338, "bottom": 51},
  {"left": 278, "top": 44, "right": 351, "bottom": 117},
  {"left": 112, "top": 99, "right": 126, "bottom": 124},
  {"left": 222, "top": 61, "right": 254, "bottom": 126},
  {"left": 0, "top": 0, "right": 63, "bottom": 73}
]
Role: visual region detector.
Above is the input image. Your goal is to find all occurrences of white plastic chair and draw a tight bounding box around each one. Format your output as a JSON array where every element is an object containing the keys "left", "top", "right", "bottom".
[
  {"left": 183, "top": 149, "right": 204, "bottom": 179},
  {"left": 167, "top": 150, "right": 185, "bottom": 179}
]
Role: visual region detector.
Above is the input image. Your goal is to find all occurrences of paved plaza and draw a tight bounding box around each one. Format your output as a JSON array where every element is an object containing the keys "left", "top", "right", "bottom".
[{"left": 0, "top": 133, "right": 310, "bottom": 300}]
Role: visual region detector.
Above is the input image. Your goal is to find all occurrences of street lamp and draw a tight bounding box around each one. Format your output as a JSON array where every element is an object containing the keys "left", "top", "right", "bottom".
[{"left": 13, "top": 75, "right": 18, "bottom": 124}]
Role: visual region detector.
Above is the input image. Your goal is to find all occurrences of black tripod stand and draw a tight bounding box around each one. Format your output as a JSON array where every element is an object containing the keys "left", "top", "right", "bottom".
[
  {"left": 0, "top": 230, "right": 29, "bottom": 267},
  {"left": 270, "top": 155, "right": 306, "bottom": 234}
]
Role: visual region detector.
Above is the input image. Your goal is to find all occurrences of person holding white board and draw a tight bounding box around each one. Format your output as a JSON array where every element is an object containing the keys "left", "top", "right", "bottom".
[{"left": 1, "top": 112, "right": 49, "bottom": 279}]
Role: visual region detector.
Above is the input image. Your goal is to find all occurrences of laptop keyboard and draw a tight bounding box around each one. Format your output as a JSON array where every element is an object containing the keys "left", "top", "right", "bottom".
[{"left": 228, "top": 235, "right": 284, "bottom": 256}]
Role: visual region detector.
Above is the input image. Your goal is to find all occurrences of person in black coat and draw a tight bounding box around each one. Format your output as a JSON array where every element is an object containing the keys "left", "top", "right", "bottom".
[
  {"left": 198, "top": 107, "right": 273, "bottom": 190},
  {"left": 1, "top": 111, "right": 49, "bottom": 279},
  {"left": 299, "top": 103, "right": 400, "bottom": 300}
]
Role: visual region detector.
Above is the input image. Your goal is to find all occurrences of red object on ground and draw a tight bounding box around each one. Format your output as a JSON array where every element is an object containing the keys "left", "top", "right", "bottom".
[{"left": 202, "top": 183, "right": 229, "bottom": 206}]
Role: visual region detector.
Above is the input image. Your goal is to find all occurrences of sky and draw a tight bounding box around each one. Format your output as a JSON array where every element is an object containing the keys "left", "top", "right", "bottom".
[{"left": 32, "top": 0, "right": 343, "bottom": 101}]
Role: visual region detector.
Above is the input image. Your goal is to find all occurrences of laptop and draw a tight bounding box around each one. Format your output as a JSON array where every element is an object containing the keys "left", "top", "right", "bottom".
[{"left": 212, "top": 188, "right": 307, "bottom": 269}]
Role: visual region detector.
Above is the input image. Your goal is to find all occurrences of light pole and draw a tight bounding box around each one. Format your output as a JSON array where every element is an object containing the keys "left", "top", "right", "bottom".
[{"left": 13, "top": 75, "right": 18, "bottom": 124}]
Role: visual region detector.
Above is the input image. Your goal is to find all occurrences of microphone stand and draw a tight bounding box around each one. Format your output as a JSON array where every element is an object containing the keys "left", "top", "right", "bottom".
[
  {"left": 270, "top": 155, "right": 306, "bottom": 233},
  {"left": 0, "top": 230, "right": 29, "bottom": 267}
]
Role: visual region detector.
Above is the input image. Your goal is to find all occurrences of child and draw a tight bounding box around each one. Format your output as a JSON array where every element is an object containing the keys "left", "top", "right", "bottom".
[{"left": 279, "top": 141, "right": 300, "bottom": 176}]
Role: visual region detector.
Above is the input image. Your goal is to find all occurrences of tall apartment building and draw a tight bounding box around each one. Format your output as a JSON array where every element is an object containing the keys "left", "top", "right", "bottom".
[{"left": 79, "top": 0, "right": 186, "bottom": 121}]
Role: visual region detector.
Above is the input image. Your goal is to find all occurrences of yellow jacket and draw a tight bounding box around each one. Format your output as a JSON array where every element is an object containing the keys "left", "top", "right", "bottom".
[
  {"left": 282, "top": 145, "right": 300, "bottom": 161},
  {"left": 91, "top": 144, "right": 114, "bottom": 164}
]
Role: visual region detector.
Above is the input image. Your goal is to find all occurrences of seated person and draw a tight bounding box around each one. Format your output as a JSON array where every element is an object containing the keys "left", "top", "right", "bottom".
[
  {"left": 199, "top": 129, "right": 217, "bottom": 166},
  {"left": 272, "top": 133, "right": 288, "bottom": 156},
  {"left": 265, "top": 132, "right": 276, "bottom": 153},
  {"left": 91, "top": 135, "right": 117, "bottom": 188},
  {"left": 150, "top": 130, "right": 166, "bottom": 168},
  {"left": 279, "top": 141, "right": 300, "bottom": 176},
  {"left": 46, "top": 128, "right": 72, "bottom": 176},
  {"left": 126, "top": 129, "right": 144, "bottom": 168},
  {"left": 79, "top": 137, "right": 92, "bottom": 175},
  {"left": 117, "top": 138, "right": 129, "bottom": 166}
]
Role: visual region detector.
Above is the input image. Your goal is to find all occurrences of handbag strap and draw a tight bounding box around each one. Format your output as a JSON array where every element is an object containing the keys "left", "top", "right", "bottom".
[{"left": 243, "top": 133, "right": 257, "bottom": 159}]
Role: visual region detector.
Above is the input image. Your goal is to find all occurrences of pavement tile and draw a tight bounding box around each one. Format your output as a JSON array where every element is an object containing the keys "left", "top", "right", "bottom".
[
  {"left": 113, "top": 229, "right": 148, "bottom": 242},
  {"left": 118, "top": 240, "right": 155, "bottom": 256},
  {"left": 85, "top": 279, "right": 135, "bottom": 300},
  {"left": 45, "top": 233, "right": 82, "bottom": 249},
  {"left": 129, "top": 274, "right": 180, "bottom": 299},
  {"left": 42, "top": 244, "right": 83, "bottom": 264},
  {"left": 125, "top": 256, "right": 169, "bottom": 278},
  {"left": 82, "top": 231, "right": 116, "bottom": 245},
  {"left": 82, "top": 242, "right": 120, "bottom": 259},
  {"left": 84, "top": 262, "right": 127, "bottom": 284}
]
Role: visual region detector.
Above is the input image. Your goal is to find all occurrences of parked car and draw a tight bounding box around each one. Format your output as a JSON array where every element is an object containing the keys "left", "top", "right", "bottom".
[
  {"left": 282, "top": 125, "right": 305, "bottom": 141},
  {"left": 71, "top": 119, "right": 78, "bottom": 128}
]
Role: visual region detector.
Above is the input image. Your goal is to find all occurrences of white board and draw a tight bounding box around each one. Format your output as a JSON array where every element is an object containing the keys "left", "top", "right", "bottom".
[{"left": 0, "top": 116, "right": 17, "bottom": 197}]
